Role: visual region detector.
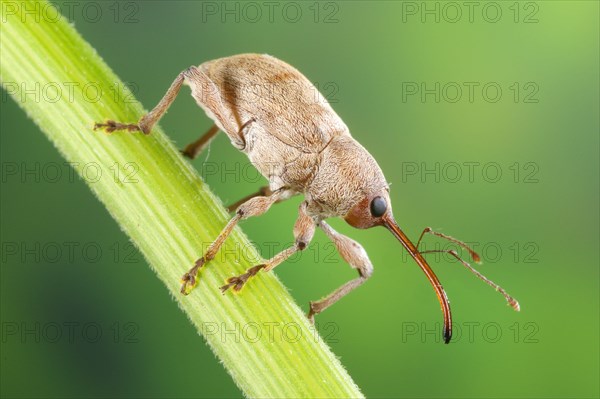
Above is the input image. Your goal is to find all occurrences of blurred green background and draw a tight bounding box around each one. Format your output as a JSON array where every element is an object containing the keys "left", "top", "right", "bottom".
[{"left": 1, "top": 1, "right": 598, "bottom": 398}]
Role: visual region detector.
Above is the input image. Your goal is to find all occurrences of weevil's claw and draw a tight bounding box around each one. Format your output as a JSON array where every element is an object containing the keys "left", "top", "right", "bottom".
[
  {"left": 179, "top": 149, "right": 191, "bottom": 158},
  {"left": 180, "top": 274, "right": 196, "bottom": 295},
  {"left": 307, "top": 309, "right": 316, "bottom": 325},
  {"left": 179, "top": 148, "right": 198, "bottom": 160},
  {"left": 220, "top": 264, "right": 266, "bottom": 294},
  {"left": 306, "top": 301, "right": 326, "bottom": 324},
  {"left": 180, "top": 257, "right": 206, "bottom": 295},
  {"left": 94, "top": 120, "right": 141, "bottom": 134},
  {"left": 219, "top": 277, "right": 243, "bottom": 293}
]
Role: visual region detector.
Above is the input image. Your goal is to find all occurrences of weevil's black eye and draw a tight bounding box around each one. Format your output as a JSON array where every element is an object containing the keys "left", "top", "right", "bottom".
[{"left": 370, "top": 196, "right": 387, "bottom": 217}]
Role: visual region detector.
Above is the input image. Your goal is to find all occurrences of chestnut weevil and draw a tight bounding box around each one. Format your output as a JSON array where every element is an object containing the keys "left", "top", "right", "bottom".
[{"left": 95, "top": 53, "right": 520, "bottom": 343}]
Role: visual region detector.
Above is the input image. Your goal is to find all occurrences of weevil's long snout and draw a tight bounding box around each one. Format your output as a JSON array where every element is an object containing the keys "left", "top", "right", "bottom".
[{"left": 382, "top": 215, "right": 452, "bottom": 344}]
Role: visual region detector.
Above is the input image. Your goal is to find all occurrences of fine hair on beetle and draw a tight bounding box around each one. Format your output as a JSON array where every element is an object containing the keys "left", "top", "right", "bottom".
[{"left": 95, "top": 53, "right": 520, "bottom": 344}]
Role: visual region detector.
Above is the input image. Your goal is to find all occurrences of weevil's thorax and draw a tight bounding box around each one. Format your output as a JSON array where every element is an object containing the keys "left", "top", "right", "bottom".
[{"left": 305, "top": 135, "right": 389, "bottom": 220}]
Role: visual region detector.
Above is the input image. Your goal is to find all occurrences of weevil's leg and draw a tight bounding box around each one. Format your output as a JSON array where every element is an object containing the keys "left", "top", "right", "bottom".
[
  {"left": 94, "top": 67, "right": 194, "bottom": 134},
  {"left": 181, "top": 124, "right": 220, "bottom": 159},
  {"left": 226, "top": 186, "right": 272, "bottom": 213},
  {"left": 420, "top": 249, "right": 520, "bottom": 311},
  {"left": 182, "top": 117, "right": 256, "bottom": 160},
  {"left": 416, "top": 227, "right": 481, "bottom": 263},
  {"left": 220, "top": 201, "right": 315, "bottom": 292},
  {"left": 307, "top": 221, "right": 374, "bottom": 323},
  {"left": 180, "top": 188, "right": 284, "bottom": 295},
  {"left": 226, "top": 186, "right": 299, "bottom": 213}
]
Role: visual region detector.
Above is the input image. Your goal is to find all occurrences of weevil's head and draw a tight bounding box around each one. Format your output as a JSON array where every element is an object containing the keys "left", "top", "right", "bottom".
[
  {"left": 344, "top": 189, "right": 392, "bottom": 229},
  {"left": 309, "top": 136, "right": 392, "bottom": 229},
  {"left": 342, "top": 183, "right": 453, "bottom": 344},
  {"left": 321, "top": 137, "right": 454, "bottom": 344}
]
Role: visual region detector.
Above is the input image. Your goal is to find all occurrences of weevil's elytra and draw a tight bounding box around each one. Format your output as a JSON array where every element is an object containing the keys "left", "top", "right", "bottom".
[{"left": 94, "top": 53, "right": 520, "bottom": 344}]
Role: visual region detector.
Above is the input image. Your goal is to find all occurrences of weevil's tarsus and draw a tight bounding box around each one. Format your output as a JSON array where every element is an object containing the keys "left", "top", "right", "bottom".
[
  {"left": 95, "top": 66, "right": 240, "bottom": 139},
  {"left": 93, "top": 120, "right": 142, "bottom": 134},
  {"left": 416, "top": 227, "right": 481, "bottom": 263},
  {"left": 221, "top": 201, "right": 315, "bottom": 292},
  {"left": 307, "top": 221, "right": 374, "bottom": 324},
  {"left": 383, "top": 215, "right": 452, "bottom": 344},
  {"left": 220, "top": 264, "right": 266, "bottom": 292},
  {"left": 420, "top": 249, "right": 521, "bottom": 311},
  {"left": 180, "top": 256, "right": 207, "bottom": 295},
  {"left": 95, "top": 69, "right": 188, "bottom": 135},
  {"left": 180, "top": 213, "right": 242, "bottom": 295},
  {"left": 219, "top": 246, "right": 296, "bottom": 293},
  {"left": 181, "top": 188, "right": 287, "bottom": 295},
  {"left": 181, "top": 124, "right": 220, "bottom": 159}
]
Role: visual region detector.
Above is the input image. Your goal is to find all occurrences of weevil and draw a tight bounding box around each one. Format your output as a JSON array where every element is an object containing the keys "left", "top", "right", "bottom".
[{"left": 95, "top": 53, "right": 520, "bottom": 343}]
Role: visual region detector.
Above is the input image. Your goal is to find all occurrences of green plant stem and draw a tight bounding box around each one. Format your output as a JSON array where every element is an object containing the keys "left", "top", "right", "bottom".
[{"left": 0, "top": 1, "right": 363, "bottom": 397}]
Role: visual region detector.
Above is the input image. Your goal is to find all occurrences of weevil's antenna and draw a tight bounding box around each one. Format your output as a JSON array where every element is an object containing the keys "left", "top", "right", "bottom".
[
  {"left": 416, "top": 227, "right": 481, "bottom": 263},
  {"left": 383, "top": 215, "right": 453, "bottom": 344},
  {"left": 420, "top": 249, "right": 520, "bottom": 311}
]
